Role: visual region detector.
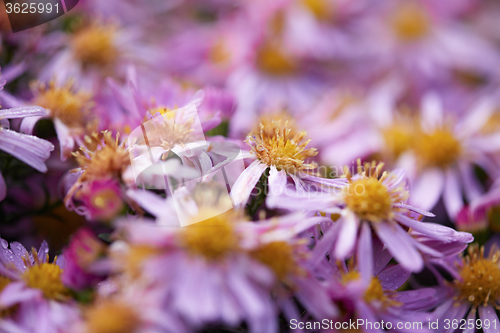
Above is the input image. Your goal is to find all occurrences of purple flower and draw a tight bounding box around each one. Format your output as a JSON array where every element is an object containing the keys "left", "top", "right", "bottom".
[{"left": 268, "top": 161, "right": 473, "bottom": 272}]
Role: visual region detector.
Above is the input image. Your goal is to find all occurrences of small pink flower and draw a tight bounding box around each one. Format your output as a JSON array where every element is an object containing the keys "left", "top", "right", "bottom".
[{"left": 76, "top": 179, "right": 124, "bottom": 222}]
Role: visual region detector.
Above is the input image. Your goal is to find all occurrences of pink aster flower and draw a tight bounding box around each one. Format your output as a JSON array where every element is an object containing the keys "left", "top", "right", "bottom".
[
  {"left": 114, "top": 210, "right": 335, "bottom": 332},
  {"left": 230, "top": 116, "right": 346, "bottom": 206},
  {"left": 61, "top": 228, "right": 108, "bottom": 291},
  {"left": 268, "top": 161, "right": 473, "bottom": 272},
  {"left": 0, "top": 238, "right": 80, "bottom": 332},
  {"left": 357, "top": 0, "right": 499, "bottom": 84},
  {"left": 397, "top": 93, "right": 500, "bottom": 219},
  {"left": 0, "top": 105, "right": 54, "bottom": 201},
  {"left": 314, "top": 233, "right": 442, "bottom": 332},
  {"left": 429, "top": 244, "right": 500, "bottom": 333}
]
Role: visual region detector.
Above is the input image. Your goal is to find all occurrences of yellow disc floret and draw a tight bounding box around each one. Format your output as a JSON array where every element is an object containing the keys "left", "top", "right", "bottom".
[
  {"left": 182, "top": 210, "right": 240, "bottom": 261},
  {"left": 344, "top": 178, "right": 393, "bottom": 222},
  {"left": 343, "top": 161, "right": 408, "bottom": 222},
  {"left": 32, "top": 80, "right": 93, "bottom": 128},
  {"left": 73, "top": 131, "right": 130, "bottom": 181},
  {"left": 256, "top": 41, "right": 298, "bottom": 76},
  {"left": 391, "top": 2, "right": 430, "bottom": 41},
  {"left": 247, "top": 119, "right": 317, "bottom": 174},
  {"left": 22, "top": 263, "right": 69, "bottom": 301},
  {"left": 250, "top": 241, "right": 297, "bottom": 280},
  {"left": 72, "top": 21, "right": 118, "bottom": 67},
  {"left": 454, "top": 245, "right": 500, "bottom": 307},
  {"left": 85, "top": 300, "right": 140, "bottom": 333},
  {"left": 413, "top": 127, "right": 461, "bottom": 169}
]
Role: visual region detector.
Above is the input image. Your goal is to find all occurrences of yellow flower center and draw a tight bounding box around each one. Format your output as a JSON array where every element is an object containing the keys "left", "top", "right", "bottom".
[
  {"left": 32, "top": 81, "right": 93, "bottom": 128},
  {"left": 123, "top": 245, "right": 160, "bottom": 279},
  {"left": 209, "top": 39, "right": 231, "bottom": 65},
  {"left": 22, "top": 263, "right": 69, "bottom": 300},
  {"left": 301, "top": 0, "right": 332, "bottom": 21},
  {"left": 344, "top": 178, "right": 392, "bottom": 222},
  {"left": 72, "top": 22, "right": 118, "bottom": 67},
  {"left": 247, "top": 120, "right": 317, "bottom": 173},
  {"left": 256, "top": 42, "right": 298, "bottom": 76},
  {"left": 85, "top": 300, "right": 140, "bottom": 333},
  {"left": 143, "top": 113, "right": 195, "bottom": 152},
  {"left": 413, "top": 128, "right": 461, "bottom": 169},
  {"left": 181, "top": 210, "right": 240, "bottom": 261},
  {"left": 250, "top": 241, "right": 297, "bottom": 280},
  {"left": 74, "top": 131, "right": 130, "bottom": 181},
  {"left": 391, "top": 2, "right": 430, "bottom": 41},
  {"left": 455, "top": 246, "right": 500, "bottom": 307},
  {"left": 382, "top": 124, "right": 414, "bottom": 159}
]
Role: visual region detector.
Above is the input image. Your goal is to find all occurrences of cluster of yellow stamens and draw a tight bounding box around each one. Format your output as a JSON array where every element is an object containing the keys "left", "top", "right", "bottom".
[
  {"left": 20, "top": 249, "right": 69, "bottom": 301},
  {"left": 250, "top": 241, "right": 298, "bottom": 281},
  {"left": 85, "top": 300, "right": 140, "bottom": 333},
  {"left": 181, "top": 209, "right": 241, "bottom": 261},
  {"left": 73, "top": 131, "right": 130, "bottom": 181},
  {"left": 71, "top": 20, "right": 119, "bottom": 68},
  {"left": 142, "top": 111, "right": 195, "bottom": 152},
  {"left": 454, "top": 245, "right": 500, "bottom": 308},
  {"left": 343, "top": 161, "right": 406, "bottom": 222},
  {"left": 247, "top": 119, "right": 317, "bottom": 174},
  {"left": 390, "top": 1, "right": 431, "bottom": 41},
  {"left": 256, "top": 41, "right": 298, "bottom": 75},
  {"left": 31, "top": 80, "right": 94, "bottom": 129},
  {"left": 413, "top": 127, "right": 462, "bottom": 169},
  {"left": 381, "top": 113, "right": 462, "bottom": 169}
]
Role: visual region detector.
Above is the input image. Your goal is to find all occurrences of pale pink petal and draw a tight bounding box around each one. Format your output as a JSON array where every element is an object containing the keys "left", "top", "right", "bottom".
[
  {"left": 54, "top": 118, "right": 75, "bottom": 161},
  {"left": 374, "top": 222, "right": 423, "bottom": 272},
  {"left": 0, "top": 106, "right": 47, "bottom": 119},
  {"left": 334, "top": 212, "right": 359, "bottom": 259},
  {"left": 462, "top": 308, "right": 476, "bottom": 333},
  {"left": 357, "top": 223, "right": 373, "bottom": 284},
  {"left": 230, "top": 160, "right": 267, "bottom": 206},
  {"left": 456, "top": 97, "right": 495, "bottom": 138},
  {"left": 267, "top": 166, "right": 286, "bottom": 197},
  {"left": 0, "top": 129, "right": 54, "bottom": 172},
  {"left": 410, "top": 168, "right": 444, "bottom": 211},
  {"left": 458, "top": 162, "right": 483, "bottom": 202},
  {"left": 443, "top": 168, "right": 463, "bottom": 219},
  {"left": 20, "top": 115, "right": 44, "bottom": 135},
  {"left": 395, "top": 213, "right": 471, "bottom": 242},
  {"left": 421, "top": 93, "right": 443, "bottom": 130},
  {"left": 479, "top": 305, "right": 500, "bottom": 333}
]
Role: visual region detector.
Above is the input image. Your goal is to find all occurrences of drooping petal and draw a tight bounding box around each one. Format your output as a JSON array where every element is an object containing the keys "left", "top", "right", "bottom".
[
  {"left": 357, "top": 223, "right": 373, "bottom": 284},
  {"left": 410, "top": 168, "right": 444, "bottom": 211},
  {"left": 443, "top": 168, "right": 463, "bottom": 219},
  {"left": 374, "top": 222, "right": 423, "bottom": 272},
  {"left": 334, "top": 212, "right": 359, "bottom": 259},
  {"left": 479, "top": 305, "right": 500, "bottom": 333},
  {"left": 230, "top": 160, "right": 268, "bottom": 206},
  {"left": 0, "top": 106, "right": 47, "bottom": 119}
]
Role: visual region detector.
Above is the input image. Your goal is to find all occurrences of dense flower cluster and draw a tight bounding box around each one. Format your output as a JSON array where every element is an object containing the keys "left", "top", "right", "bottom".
[{"left": 1, "top": 0, "right": 500, "bottom": 332}]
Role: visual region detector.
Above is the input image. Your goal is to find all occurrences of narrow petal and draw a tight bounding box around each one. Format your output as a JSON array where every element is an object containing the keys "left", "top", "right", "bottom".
[
  {"left": 0, "top": 106, "right": 47, "bottom": 119},
  {"left": 374, "top": 222, "right": 423, "bottom": 272},
  {"left": 334, "top": 212, "right": 359, "bottom": 259},
  {"left": 230, "top": 160, "right": 267, "bottom": 206},
  {"left": 395, "top": 213, "right": 468, "bottom": 242},
  {"left": 378, "top": 265, "right": 410, "bottom": 291},
  {"left": 410, "top": 168, "right": 444, "bottom": 211},
  {"left": 54, "top": 118, "right": 75, "bottom": 161},
  {"left": 443, "top": 168, "right": 463, "bottom": 219},
  {"left": 479, "top": 305, "right": 500, "bottom": 333},
  {"left": 357, "top": 223, "right": 373, "bottom": 284},
  {"left": 421, "top": 93, "right": 443, "bottom": 130},
  {"left": 20, "top": 115, "right": 43, "bottom": 135},
  {"left": 267, "top": 166, "right": 286, "bottom": 197}
]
